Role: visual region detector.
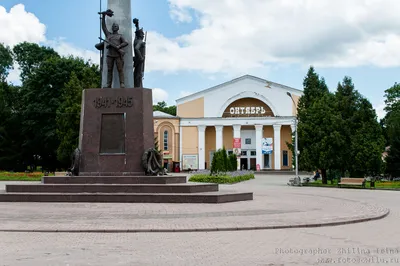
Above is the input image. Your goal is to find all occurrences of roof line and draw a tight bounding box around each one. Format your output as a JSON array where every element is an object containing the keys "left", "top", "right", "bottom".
[{"left": 175, "top": 74, "right": 302, "bottom": 103}]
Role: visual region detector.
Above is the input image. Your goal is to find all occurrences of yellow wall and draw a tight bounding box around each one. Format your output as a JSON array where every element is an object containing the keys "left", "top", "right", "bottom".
[
  {"left": 223, "top": 126, "right": 233, "bottom": 150},
  {"left": 205, "top": 126, "right": 216, "bottom": 169},
  {"left": 280, "top": 125, "right": 293, "bottom": 169},
  {"left": 181, "top": 126, "right": 198, "bottom": 156},
  {"left": 153, "top": 118, "right": 180, "bottom": 163},
  {"left": 177, "top": 97, "right": 204, "bottom": 118}
]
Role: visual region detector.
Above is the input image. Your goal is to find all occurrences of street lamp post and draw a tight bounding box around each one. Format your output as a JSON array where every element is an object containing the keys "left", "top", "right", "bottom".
[{"left": 286, "top": 92, "right": 300, "bottom": 186}]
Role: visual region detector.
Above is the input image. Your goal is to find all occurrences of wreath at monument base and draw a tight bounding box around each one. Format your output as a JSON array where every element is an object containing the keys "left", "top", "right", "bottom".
[{"left": 142, "top": 148, "right": 163, "bottom": 176}]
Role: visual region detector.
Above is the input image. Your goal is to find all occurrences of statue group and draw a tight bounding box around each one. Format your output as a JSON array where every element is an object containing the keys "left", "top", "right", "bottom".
[{"left": 95, "top": 9, "right": 146, "bottom": 89}]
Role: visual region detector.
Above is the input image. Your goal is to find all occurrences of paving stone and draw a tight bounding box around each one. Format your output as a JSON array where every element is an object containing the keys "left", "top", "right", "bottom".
[{"left": 0, "top": 175, "right": 399, "bottom": 265}]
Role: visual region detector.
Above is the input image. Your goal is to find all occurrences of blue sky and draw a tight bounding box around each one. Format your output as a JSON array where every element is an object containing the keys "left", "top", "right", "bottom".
[{"left": 1, "top": 0, "right": 400, "bottom": 119}]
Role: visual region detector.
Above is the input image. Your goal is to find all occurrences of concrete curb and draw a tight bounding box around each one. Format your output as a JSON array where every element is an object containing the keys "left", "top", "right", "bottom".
[{"left": 0, "top": 208, "right": 389, "bottom": 234}]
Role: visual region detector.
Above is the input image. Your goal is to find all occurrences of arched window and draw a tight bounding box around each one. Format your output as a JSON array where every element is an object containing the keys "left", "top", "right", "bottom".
[{"left": 163, "top": 130, "right": 168, "bottom": 150}]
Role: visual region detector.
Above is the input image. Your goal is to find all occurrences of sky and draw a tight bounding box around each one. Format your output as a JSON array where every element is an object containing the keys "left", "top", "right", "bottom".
[{"left": 1, "top": 0, "right": 400, "bottom": 119}]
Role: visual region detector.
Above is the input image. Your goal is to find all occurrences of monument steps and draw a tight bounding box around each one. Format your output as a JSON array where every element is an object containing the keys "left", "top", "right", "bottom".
[
  {"left": 0, "top": 191, "right": 253, "bottom": 203},
  {"left": 0, "top": 175, "right": 254, "bottom": 203},
  {"left": 5, "top": 183, "right": 219, "bottom": 194},
  {"left": 42, "top": 176, "right": 187, "bottom": 184}
]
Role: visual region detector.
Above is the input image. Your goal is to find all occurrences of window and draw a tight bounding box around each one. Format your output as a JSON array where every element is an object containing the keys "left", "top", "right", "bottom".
[
  {"left": 163, "top": 130, "right": 168, "bottom": 150},
  {"left": 228, "top": 150, "right": 233, "bottom": 155},
  {"left": 283, "top": 150, "right": 288, "bottom": 166},
  {"left": 241, "top": 150, "right": 247, "bottom": 156},
  {"left": 245, "top": 138, "right": 251, "bottom": 144},
  {"left": 250, "top": 151, "right": 256, "bottom": 156}
]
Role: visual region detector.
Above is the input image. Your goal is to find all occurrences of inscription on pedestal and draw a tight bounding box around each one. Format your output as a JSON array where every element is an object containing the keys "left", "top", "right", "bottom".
[
  {"left": 100, "top": 113, "right": 126, "bottom": 154},
  {"left": 93, "top": 96, "right": 133, "bottom": 109}
]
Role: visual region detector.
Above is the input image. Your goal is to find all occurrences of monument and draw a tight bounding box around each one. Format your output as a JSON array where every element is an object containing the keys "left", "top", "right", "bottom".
[
  {"left": 78, "top": 0, "right": 156, "bottom": 176},
  {"left": 0, "top": 0, "right": 253, "bottom": 203}
]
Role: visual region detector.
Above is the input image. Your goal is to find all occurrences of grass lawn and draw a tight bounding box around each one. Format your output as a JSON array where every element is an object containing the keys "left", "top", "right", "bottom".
[
  {"left": 303, "top": 179, "right": 400, "bottom": 189},
  {"left": 0, "top": 171, "right": 46, "bottom": 181}
]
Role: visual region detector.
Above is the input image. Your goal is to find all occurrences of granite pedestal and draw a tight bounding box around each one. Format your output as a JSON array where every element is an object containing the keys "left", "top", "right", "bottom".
[{"left": 78, "top": 87, "right": 154, "bottom": 176}]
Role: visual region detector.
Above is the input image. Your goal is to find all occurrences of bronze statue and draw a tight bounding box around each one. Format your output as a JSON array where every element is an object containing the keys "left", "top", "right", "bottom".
[
  {"left": 100, "top": 9, "right": 128, "bottom": 88},
  {"left": 133, "top": 18, "right": 146, "bottom": 88}
]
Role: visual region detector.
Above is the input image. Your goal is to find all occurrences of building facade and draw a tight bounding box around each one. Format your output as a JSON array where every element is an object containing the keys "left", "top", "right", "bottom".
[{"left": 153, "top": 75, "right": 303, "bottom": 171}]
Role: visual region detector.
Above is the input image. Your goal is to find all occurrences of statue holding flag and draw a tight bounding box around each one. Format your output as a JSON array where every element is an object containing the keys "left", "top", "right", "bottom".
[{"left": 133, "top": 18, "right": 146, "bottom": 88}]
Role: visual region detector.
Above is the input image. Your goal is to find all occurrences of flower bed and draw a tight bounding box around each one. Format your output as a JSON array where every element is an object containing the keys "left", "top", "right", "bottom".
[
  {"left": 188, "top": 170, "right": 255, "bottom": 184},
  {"left": 0, "top": 171, "right": 44, "bottom": 181}
]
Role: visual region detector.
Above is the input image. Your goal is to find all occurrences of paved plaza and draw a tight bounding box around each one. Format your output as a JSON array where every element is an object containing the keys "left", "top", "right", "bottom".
[{"left": 1, "top": 175, "right": 400, "bottom": 265}]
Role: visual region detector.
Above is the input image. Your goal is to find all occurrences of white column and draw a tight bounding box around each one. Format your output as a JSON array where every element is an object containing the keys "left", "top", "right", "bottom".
[
  {"left": 215, "top": 125, "right": 223, "bottom": 150},
  {"left": 179, "top": 125, "right": 183, "bottom": 169},
  {"left": 233, "top": 125, "right": 241, "bottom": 170},
  {"left": 255, "top": 125, "right": 263, "bottom": 170},
  {"left": 198, "top": 125, "right": 206, "bottom": 170},
  {"left": 273, "top": 125, "right": 282, "bottom": 170}
]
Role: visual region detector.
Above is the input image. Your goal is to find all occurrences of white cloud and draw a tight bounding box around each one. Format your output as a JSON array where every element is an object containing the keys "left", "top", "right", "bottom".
[
  {"left": 6, "top": 63, "right": 21, "bottom": 85},
  {"left": 169, "top": 3, "right": 193, "bottom": 23},
  {"left": 152, "top": 88, "right": 169, "bottom": 104},
  {"left": 46, "top": 39, "right": 100, "bottom": 65},
  {"left": 1, "top": 4, "right": 100, "bottom": 83},
  {"left": 0, "top": 4, "right": 46, "bottom": 46},
  {"left": 373, "top": 100, "right": 387, "bottom": 120},
  {"left": 144, "top": 0, "right": 400, "bottom": 74}
]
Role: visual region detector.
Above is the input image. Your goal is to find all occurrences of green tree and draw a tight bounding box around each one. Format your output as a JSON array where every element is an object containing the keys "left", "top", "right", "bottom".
[
  {"left": 56, "top": 66, "right": 100, "bottom": 167},
  {"left": 228, "top": 153, "right": 237, "bottom": 171},
  {"left": 0, "top": 43, "right": 13, "bottom": 82},
  {"left": 13, "top": 42, "right": 59, "bottom": 82},
  {"left": 22, "top": 55, "right": 99, "bottom": 170},
  {"left": 153, "top": 101, "right": 176, "bottom": 116},
  {"left": 297, "top": 66, "right": 331, "bottom": 183},
  {"left": 349, "top": 98, "right": 385, "bottom": 177},
  {"left": 383, "top": 83, "right": 400, "bottom": 177}
]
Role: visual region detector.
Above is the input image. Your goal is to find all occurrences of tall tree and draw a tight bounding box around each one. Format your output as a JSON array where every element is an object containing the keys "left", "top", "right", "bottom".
[
  {"left": 349, "top": 97, "right": 385, "bottom": 176},
  {"left": 297, "top": 66, "right": 331, "bottom": 182},
  {"left": 13, "top": 42, "right": 59, "bottom": 82},
  {"left": 22, "top": 55, "right": 99, "bottom": 171},
  {"left": 334, "top": 76, "right": 361, "bottom": 175},
  {"left": 56, "top": 66, "right": 100, "bottom": 167},
  {"left": 0, "top": 43, "right": 13, "bottom": 82},
  {"left": 383, "top": 83, "right": 400, "bottom": 177}
]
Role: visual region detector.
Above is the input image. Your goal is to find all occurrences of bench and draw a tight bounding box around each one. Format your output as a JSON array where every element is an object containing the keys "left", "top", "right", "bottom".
[{"left": 338, "top": 178, "right": 365, "bottom": 188}]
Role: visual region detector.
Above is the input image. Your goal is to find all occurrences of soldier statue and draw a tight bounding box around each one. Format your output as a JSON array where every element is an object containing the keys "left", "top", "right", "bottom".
[
  {"left": 100, "top": 9, "right": 128, "bottom": 88},
  {"left": 133, "top": 18, "right": 146, "bottom": 88}
]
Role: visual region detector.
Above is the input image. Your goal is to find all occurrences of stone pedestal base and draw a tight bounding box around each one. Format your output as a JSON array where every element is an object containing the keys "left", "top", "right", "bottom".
[{"left": 78, "top": 88, "right": 154, "bottom": 176}]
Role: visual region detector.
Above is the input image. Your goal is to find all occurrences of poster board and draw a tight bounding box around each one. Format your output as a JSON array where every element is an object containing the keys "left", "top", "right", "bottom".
[
  {"left": 182, "top": 154, "right": 198, "bottom": 170},
  {"left": 262, "top": 138, "right": 273, "bottom": 154}
]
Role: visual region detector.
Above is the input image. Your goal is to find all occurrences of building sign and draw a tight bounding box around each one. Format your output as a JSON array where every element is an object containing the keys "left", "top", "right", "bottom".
[
  {"left": 229, "top": 106, "right": 267, "bottom": 115},
  {"left": 262, "top": 138, "right": 273, "bottom": 154},
  {"left": 182, "top": 154, "right": 198, "bottom": 170},
  {"left": 233, "top": 138, "right": 241, "bottom": 148}
]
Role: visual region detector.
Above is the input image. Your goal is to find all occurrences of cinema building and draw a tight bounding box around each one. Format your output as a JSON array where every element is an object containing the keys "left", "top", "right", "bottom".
[{"left": 153, "top": 75, "right": 303, "bottom": 171}]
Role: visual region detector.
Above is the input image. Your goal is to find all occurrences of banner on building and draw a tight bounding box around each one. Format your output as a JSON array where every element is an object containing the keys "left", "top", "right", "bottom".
[
  {"left": 233, "top": 138, "right": 241, "bottom": 148},
  {"left": 262, "top": 138, "right": 273, "bottom": 154},
  {"left": 182, "top": 154, "right": 198, "bottom": 170}
]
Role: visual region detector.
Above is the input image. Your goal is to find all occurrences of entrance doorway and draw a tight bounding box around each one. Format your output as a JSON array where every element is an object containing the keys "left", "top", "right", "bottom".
[
  {"left": 264, "top": 154, "right": 271, "bottom": 169},
  {"left": 240, "top": 158, "right": 248, "bottom": 170}
]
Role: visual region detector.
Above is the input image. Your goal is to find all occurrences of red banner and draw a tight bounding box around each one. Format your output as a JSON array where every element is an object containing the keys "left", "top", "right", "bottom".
[{"left": 233, "top": 138, "right": 241, "bottom": 148}]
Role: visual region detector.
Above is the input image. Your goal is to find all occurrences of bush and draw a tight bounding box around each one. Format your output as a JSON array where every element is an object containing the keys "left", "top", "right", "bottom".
[
  {"left": 210, "top": 147, "right": 238, "bottom": 174},
  {"left": 189, "top": 169, "right": 255, "bottom": 184}
]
